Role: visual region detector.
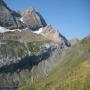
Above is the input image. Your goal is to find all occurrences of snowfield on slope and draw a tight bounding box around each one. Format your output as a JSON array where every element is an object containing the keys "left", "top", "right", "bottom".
[
  {"left": 0, "top": 26, "right": 21, "bottom": 33},
  {"left": 31, "top": 28, "right": 43, "bottom": 34}
]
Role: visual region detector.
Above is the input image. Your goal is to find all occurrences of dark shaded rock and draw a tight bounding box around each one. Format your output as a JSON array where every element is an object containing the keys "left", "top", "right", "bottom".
[
  {"left": 0, "top": 0, "right": 25, "bottom": 29},
  {"left": 20, "top": 7, "right": 47, "bottom": 30}
]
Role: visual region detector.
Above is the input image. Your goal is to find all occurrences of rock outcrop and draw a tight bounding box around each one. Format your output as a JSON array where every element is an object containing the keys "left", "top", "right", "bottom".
[
  {"left": 40, "top": 25, "right": 71, "bottom": 46},
  {"left": 20, "top": 7, "right": 47, "bottom": 30},
  {"left": 0, "top": 0, "right": 25, "bottom": 29}
]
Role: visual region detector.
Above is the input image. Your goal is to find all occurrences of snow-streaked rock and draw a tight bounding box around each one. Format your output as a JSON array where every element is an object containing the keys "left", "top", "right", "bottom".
[
  {"left": 31, "top": 25, "right": 71, "bottom": 46},
  {"left": 0, "top": 26, "right": 15, "bottom": 33},
  {"left": 0, "top": 26, "right": 22, "bottom": 33},
  {"left": 31, "top": 28, "right": 43, "bottom": 34},
  {"left": 20, "top": 7, "right": 47, "bottom": 30}
]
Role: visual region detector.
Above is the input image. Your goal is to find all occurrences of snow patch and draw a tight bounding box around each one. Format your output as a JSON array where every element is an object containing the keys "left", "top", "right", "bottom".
[
  {"left": 0, "top": 26, "right": 16, "bottom": 33},
  {"left": 20, "top": 17, "right": 24, "bottom": 23},
  {"left": 14, "top": 29, "right": 22, "bottom": 32},
  {"left": 31, "top": 28, "right": 43, "bottom": 34},
  {"left": 0, "top": 26, "right": 22, "bottom": 33}
]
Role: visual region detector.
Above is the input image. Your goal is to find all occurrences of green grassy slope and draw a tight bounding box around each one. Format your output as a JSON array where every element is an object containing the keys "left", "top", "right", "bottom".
[{"left": 19, "top": 36, "right": 90, "bottom": 90}]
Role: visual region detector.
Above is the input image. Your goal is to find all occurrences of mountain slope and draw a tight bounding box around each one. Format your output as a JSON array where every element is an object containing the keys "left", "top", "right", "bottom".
[
  {"left": 0, "top": 0, "right": 25, "bottom": 29},
  {"left": 0, "top": 0, "right": 72, "bottom": 90},
  {"left": 20, "top": 7, "right": 47, "bottom": 30},
  {"left": 20, "top": 36, "right": 90, "bottom": 90},
  {"left": 0, "top": 0, "right": 46, "bottom": 30}
]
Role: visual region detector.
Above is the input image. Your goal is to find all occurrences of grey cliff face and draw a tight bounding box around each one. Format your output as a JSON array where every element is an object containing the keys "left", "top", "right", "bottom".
[
  {"left": 0, "top": 0, "right": 25, "bottom": 29},
  {"left": 20, "top": 7, "right": 47, "bottom": 30},
  {"left": 0, "top": 0, "right": 71, "bottom": 88},
  {"left": 0, "top": 0, "right": 47, "bottom": 30},
  {"left": 40, "top": 25, "right": 71, "bottom": 47}
]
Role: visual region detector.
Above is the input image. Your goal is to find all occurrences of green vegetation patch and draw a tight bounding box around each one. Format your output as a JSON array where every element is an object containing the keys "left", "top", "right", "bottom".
[
  {"left": 27, "top": 41, "right": 50, "bottom": 53},
  {"left": 0, "top": 40, "right": 26, "bottom": 58}
]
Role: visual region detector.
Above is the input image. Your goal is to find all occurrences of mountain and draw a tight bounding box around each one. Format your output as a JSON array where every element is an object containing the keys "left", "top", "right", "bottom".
[
  {"left": 0, "top": 27, "right": 70, "bottom": 88},
  {"left": 0, "top": 0, "right": 25, "bottom": 29},
  {"left": 20, "top": 7, "right": 47, "bottom": 30},
  {"left": 0, "top": 0, "right": 46, "bottom": 30},
  {"left": 0, "top": 1, "right": 89, "bottom": 90},
  {"left": 0, "top": 0, "right": 71, "bottom": 89}
]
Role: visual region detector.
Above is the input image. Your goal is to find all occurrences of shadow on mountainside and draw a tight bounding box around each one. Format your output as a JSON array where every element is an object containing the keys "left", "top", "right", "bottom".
[{"left": 0, "top": 47, "right": 56, "bottom": 74}]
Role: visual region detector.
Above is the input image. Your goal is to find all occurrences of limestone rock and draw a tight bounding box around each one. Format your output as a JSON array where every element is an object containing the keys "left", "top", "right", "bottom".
[{"left": 20, "top": 7, "right": 47, "bottom": 30}]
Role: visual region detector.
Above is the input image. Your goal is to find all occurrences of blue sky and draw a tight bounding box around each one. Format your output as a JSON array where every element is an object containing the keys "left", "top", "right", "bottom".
[{"left": 5, "top": 0, "right": 90, "bottom": 40}]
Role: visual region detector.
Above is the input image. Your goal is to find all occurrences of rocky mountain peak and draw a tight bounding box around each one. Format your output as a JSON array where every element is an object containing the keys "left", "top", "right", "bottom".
[
  {"left": 0, "top": 0, "right": 46, "bottom": 30},
  {"left": 27, "top": 7, "right": 35, "bottom": 13},
  {"left": 20, "top": 7, "right": 47, "bottom": 30},
  {"left": 0, "top": 0, "right": 72, "bottom": 88},
  {"left": 40, "top": 25, "right": 71, "bottom": 46}
]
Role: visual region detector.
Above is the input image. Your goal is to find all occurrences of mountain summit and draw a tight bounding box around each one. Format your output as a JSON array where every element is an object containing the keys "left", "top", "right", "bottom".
[
  {"left": 0, "top": 0, "right": 47, "bottom": 30},
  {"left": 0, "top": 0, "right": 72, "bottom": 89},
  {"left": 20, "top": 7, "right": 47, "bottom": 30}
]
